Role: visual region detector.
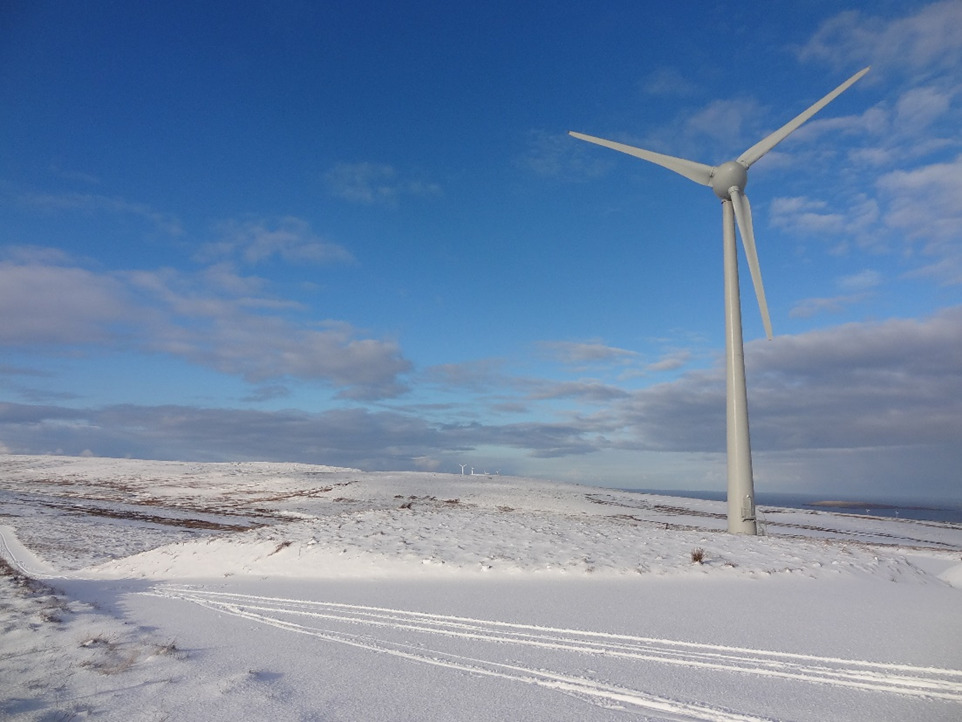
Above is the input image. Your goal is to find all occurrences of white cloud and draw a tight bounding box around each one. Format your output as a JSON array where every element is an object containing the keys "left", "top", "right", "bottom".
[
  {"left": 837, "top": 269, "right": 882, "bottom": 293},
  {"left": 769, "top": 194, "right": 881, "bottom": 253},
  {"left": 797, "top": 1, "right": 962, "bottom": 74},
  {"left": 423, "top": 359, "right": 507, "bottom": 392},
  {"left": 769, "top": 196, "right": 844, "bottom": 233},
  {"left": 877, "top": 154, "right": 962, "bottom": 240},
  {"left": 539, "top": 340, "right": 639, "bottom": 367},
  {"left": 242, "top": 385, "right": 291, "bottom": 403},
  {"left": 608, "top": 306, "right": 962, "bottom": 456},
  {"left": 848, "top": 146, "right": 894, "bottom": 167},
  {"left": 895, "top": 85, "right": 953, "bottom": 132},
  {"left": 790, "top": 294, "right": 866, "bottom": 319},
  {"left": 642, "top": 67, "right": 699, "bottom": 97},
  {"left": 125, "top": 271, "right": 412, "bottom": 399},
  {"left": 16, "top": 190, "right": 183, "bottom": 236},
  {"left": 526, "top": 380, "right": 628, "bottom": 403},
  {"left": 744, "top": 307, "right": 962, "bottom": 447},
  {"left": 790, "top": 105, "right": 890, "bottom": 145},
  {"left": 0, "top": 263, "right": 135, "bottom": 346},
  {"left": 0, "top": 257, "right": 412, "bottom": 399},
  {"left": 324, "top": 162, "right": 441, "bottom": 206},
  {"left": 519, "top": 130, "right": 614, "bottom": 180},
  {"left": 1, "top": 245, "right": 76, "bottom": 265},
  {"left": 902, "top": 256, "right": 962, "bottom": 286},
  {"left": 3, "top": 309, "right": 961, "bottom": 498},
  {"left": 684, "top": 98, "right": 766, "bottom": 151},
  {"left": 876, "top": 154, "right": 962, "bottom": 283},
  {"left": 769, "top": 12, "right": 962, "bottom": 277},
  {"left": 645, "top": 350, "right": 691, "bottom": 373},
  {"left": 0, "top": 403, "right": 446, "bottom": 470},
  {"left": 782, "top": 85, "right": 957, "bottom": 173},
  {"left": 201, "top": 217, "right": 354, "bottom": 266}
]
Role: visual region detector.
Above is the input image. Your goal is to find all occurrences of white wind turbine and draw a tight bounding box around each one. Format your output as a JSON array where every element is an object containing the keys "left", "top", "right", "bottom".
[{"left": 570, "top": 67, "right": 869, "bottom": 534}]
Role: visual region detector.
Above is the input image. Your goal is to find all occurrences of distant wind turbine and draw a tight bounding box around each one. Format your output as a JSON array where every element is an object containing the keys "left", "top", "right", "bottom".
[{"left": 570, "top": 67, "right": 870, "bottom": 534}]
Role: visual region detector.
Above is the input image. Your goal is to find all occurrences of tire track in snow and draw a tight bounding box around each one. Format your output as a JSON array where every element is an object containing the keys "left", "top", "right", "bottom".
[
  {"left": 0, "top": 524, "right": 56, "bottom": 579},
  {"left": 148, "top": 586, "right": 962, "bottom": 715},
  {"left": 148, "top": 585, "right": 768, "bottom": 721}
]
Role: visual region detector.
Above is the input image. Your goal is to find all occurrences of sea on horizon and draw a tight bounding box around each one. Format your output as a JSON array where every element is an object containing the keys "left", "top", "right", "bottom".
[{"left": 629, "top": 489, "right": 962, "bottom": 525}]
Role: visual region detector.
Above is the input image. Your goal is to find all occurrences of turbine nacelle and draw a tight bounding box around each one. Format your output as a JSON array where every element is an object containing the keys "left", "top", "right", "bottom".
[{"left": 711, "top": 161, "right": 748, "bottom": 200}]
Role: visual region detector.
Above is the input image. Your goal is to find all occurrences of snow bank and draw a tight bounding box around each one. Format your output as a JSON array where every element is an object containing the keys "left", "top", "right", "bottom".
[
  {"left": 939, "top": 563, "right": 962, "bottom": 588},
  {"left": 85, "top": 503, "right": 938, "bottom": 584}
]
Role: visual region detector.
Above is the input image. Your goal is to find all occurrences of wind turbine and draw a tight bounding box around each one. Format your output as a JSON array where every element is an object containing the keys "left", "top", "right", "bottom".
[{"left": 570, "top": 67, "right": 869, "bottom": 534}]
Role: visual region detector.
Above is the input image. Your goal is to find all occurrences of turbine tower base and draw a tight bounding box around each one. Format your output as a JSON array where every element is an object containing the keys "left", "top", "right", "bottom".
[{"left": 723, "top": 199, "right": 758, "bottom": 535}]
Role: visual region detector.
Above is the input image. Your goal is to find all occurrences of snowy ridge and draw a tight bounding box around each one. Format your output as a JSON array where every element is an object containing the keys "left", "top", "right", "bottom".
[
  {"left": 2, "top": 454, "right": 962, "bottom": 721},
  {"left": 87, "top": 504, "right": 940, "bottom": 583},
  {"left": 3, "top": 454, "right": 960, "bottom": 582}
]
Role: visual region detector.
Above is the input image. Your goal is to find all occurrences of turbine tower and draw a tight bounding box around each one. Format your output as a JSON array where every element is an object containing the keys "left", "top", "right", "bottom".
[{"left": 570, "top": 67, "right": 869, "bottom": 534}]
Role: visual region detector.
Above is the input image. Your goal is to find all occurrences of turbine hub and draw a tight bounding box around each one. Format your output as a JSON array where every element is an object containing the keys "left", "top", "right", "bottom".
[{"left": 711, "top": 161, "right": 748, "bottom": 200}]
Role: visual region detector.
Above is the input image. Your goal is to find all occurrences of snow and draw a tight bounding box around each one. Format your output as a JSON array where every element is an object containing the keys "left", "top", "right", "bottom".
[
  {"left": 939, "top": 562, "right": 962, "bottom": 589},
  {"left": 1, "top": 454, "right": 961, "bottom": 720}
]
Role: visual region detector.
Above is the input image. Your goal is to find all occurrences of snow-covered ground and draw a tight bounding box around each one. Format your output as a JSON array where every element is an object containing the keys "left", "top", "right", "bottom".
[{"left": 2, "top": 454, "right": 961, "bottom": 721}]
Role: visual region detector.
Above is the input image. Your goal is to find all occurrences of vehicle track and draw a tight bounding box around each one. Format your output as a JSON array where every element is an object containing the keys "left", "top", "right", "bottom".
[
  {"left": 0, "top": 525, "right": 55, "bottom": 579},
  {"left": 148, "top": 585, "right": 962, "bottom": 719}
]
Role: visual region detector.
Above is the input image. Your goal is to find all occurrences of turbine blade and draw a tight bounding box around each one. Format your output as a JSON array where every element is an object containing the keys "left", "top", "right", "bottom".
[
  {"left": 737, "top": 66, "right": 870, "bottom": 168},
  {"left": 730, "top": 189, "right": 773, "bottom": 339},
  {"left": 569, "top": 131, "right": 714, "bottom": 186}
]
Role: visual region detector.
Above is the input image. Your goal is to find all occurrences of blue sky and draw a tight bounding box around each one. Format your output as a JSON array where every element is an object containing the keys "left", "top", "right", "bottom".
[{"left": 2, "top": 1, "right": 961, "bottom": 501}]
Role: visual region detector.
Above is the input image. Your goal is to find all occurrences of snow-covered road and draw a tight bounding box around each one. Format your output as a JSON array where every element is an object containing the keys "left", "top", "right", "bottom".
[
  {"left": 150, "top": 584, "right": 962, "bottom": 704},
  {"left": 151, "top": 585, "right": 777, "bottom": 721},
  {"left": 91, "top": 573, "right": 960, "bottom": 722}
]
